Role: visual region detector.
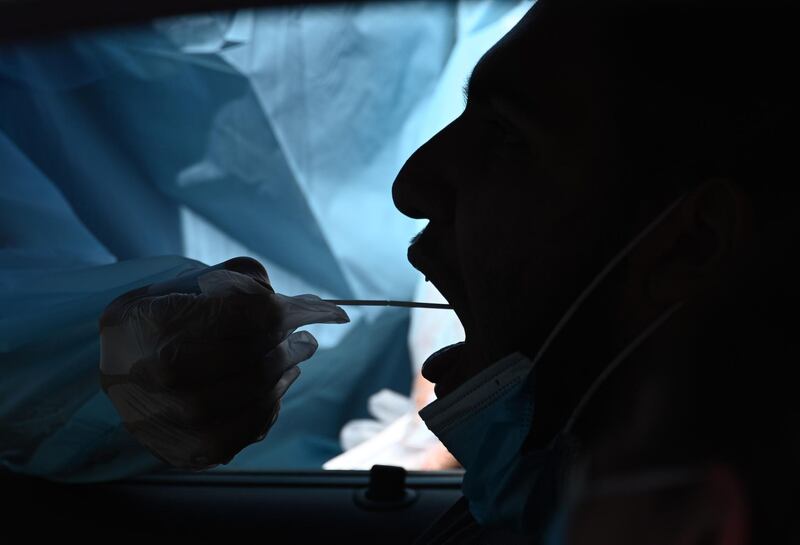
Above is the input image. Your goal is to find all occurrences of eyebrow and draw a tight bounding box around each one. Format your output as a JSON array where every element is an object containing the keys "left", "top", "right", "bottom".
[
  {"left": 463, "top": 55, "right": 491, "bottom": 106},
  {"left": 463, "top": 67, "right": 481, "bottom": 105},
  {"left": 462, "top": 67, "right": 548, "bottom": 141}
]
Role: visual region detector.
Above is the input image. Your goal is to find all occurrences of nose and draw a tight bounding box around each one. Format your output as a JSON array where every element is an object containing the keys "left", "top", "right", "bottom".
[{"left": 392, "top": 121, "right": 461, "bottom": 223}]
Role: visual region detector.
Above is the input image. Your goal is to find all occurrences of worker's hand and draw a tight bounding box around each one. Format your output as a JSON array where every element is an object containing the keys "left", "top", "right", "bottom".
[{"left": 98, "top": 257, "right": 349, "bottom": 470}]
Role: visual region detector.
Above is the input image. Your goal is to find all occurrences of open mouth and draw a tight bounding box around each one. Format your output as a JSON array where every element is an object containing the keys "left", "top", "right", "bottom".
[
  {"left": 408, "top": 227, "right": 475, "bottom": 398},
  {"left": 407, "top": 229, "right": 463, "bottom": 320}
]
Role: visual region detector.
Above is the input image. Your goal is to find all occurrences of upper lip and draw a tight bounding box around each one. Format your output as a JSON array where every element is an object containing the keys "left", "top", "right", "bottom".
[
  {"left": 406, "top": 237, "right": 429, "bottom": 278},
  {"left": 407, "top": 228, "right": 468, "bottom": 333},
  {"left": 407, "top": 229, "right": 440, "bottom": 290},
  {"left": 408, "top": 230, "right": 473, "bottom": 397}
]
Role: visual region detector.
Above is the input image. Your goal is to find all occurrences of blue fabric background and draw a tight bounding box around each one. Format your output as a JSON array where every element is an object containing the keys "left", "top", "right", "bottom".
[{"left": 0, "top": 0, "right": 532, "bottom": 481}]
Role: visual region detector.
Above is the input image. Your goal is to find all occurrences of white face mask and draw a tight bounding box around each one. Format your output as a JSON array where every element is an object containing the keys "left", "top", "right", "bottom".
[
  {"left": 419, "top": 195, "right": 686, "bottom": 540},
  {"left": 419, "top": 351, "right": 543, "bottom": 532}
]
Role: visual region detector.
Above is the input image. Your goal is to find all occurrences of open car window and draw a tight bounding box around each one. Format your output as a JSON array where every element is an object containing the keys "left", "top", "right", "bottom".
[{"left": 0, "top": 0, "right": 531, "bottom": 481}]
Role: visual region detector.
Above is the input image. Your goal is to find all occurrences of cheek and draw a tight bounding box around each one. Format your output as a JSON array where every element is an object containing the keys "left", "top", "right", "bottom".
[{"left": 452, "top": 160, "right": 542, "bottom": 358}]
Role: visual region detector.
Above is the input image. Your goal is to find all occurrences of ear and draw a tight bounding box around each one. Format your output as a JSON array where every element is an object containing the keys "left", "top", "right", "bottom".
[
  {"left": 636, "top": 179, "right": 752, "bottom": 306},
  {"left": 674, "top": 465, "right": 750, "bottom": 545}
]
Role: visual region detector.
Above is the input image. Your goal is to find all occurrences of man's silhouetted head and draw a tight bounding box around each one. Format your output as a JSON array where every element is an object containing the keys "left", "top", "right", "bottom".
[{"left": 393, "top": 0, "right": 798, "bottom": 404}]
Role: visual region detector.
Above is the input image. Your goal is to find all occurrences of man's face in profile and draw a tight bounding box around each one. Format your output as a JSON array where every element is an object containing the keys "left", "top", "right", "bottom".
[{"left": 393, "top": 1, "right": 622, "bottom": 397}]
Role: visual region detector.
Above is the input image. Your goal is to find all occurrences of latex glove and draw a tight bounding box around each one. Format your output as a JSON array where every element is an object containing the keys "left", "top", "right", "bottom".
[{"left": 98, "top": 257, "right": 349, "bottom": 470}]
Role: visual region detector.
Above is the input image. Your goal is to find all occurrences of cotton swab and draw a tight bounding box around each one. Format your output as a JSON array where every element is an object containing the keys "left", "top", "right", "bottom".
[{"left": 323, "top": 299, "right": 453, "bottom": 310}]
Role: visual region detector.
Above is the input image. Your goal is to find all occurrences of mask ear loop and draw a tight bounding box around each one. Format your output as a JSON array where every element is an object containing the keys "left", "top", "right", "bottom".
[
  {"left": 525, "top": 194, "right": 687, "bottom": 503},
  {"left": 559, "top": 192, "right": 690, "bottom": 434},
  {"left": 528, "top": 194, "right": 687, "bottom": 372},
  {"left": 563, "top": 300, "right": 684, "bottom": 434}
]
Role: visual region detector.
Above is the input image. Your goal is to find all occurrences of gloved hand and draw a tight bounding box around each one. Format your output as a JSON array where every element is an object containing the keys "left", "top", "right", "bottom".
[{"left": 98, "top": 257, "right": 349, "bottom": 470}]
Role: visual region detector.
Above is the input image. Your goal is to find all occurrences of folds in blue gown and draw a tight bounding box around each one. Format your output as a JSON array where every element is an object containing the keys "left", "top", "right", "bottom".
[{"left": 0, "top": 0, "right": 531, "bottom": 481}]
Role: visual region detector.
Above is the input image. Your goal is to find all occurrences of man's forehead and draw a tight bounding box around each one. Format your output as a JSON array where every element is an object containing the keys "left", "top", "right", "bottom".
[
  {"left": 466, "top": 5, "right": 542, "bottom": 105},
  {"left": 465, "top": 3, "right": 600, "bottom": 115}
]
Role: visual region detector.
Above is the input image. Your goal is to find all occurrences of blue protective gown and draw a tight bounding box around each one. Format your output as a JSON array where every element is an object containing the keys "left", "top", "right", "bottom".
[{"left": 0, "top": 0, "right": 531, "bottom": 481}]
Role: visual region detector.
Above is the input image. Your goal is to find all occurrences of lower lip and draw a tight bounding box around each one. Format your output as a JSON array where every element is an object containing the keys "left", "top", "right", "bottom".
[
  {"left": 422, "top": 342, "right": 465, "bottom": 397},
  {"left": 408, "top": 237, "right": 470, "bottom": 354}
]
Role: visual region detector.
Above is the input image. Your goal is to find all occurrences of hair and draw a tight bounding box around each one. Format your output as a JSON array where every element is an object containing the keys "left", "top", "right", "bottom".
[{"left": 540, "top": 0, "right": 799, "bottom": 225}]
